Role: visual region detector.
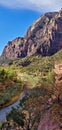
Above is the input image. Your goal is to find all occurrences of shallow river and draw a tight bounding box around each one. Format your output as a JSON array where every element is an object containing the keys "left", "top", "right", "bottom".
[{"left": 0, "top": 92, "right": 25, "bottom": 122}]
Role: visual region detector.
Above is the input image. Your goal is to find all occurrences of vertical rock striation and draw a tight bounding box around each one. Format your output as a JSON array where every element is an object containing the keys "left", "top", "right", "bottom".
[{"left": 1, "top": 8, "right": 62, "bottom": 59}]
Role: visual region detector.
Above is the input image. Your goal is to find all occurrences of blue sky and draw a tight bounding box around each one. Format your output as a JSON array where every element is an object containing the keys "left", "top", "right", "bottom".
[
  {"left": 0, "top": 0, "right": 62, "bottom": 55},
  {"left": 0, "top": 6, "right": 41, "bottom": 55}
]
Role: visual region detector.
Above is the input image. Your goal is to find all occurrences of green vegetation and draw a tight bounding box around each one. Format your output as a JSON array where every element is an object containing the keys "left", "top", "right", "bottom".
[
  {"left": 0, "top": 83, "right": 62, "bottom": 130},
  {"left": 0, "top": 67, "right": 24, "bottom": 109},
  {"left": 52, "top": 49, "right": 62, "bottom": 63},
  {"left": 0, "top": 50, "right": 62, "bottom": 108},
  {"left": 0, "top": 50, "right": 62, "bottom": 129},
  {"left": 0, "top": 86, "right": 52, "bottom": 130}
]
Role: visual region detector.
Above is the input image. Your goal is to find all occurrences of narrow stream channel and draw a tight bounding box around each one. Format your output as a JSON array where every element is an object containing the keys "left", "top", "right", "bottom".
[{"left": 0, "top": 92, "right": 25, "bottom": 122}]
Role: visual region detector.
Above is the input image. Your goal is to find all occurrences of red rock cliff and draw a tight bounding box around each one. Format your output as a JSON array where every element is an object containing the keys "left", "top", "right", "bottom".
[{"left": 1, "top": 8, "right": 62, "bottom": 59}]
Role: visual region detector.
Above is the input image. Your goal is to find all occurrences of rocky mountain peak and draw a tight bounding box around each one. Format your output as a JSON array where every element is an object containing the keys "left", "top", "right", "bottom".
[
  {"left": 1, "top": 9, "right": 62, "bottom": 59},
  {"left": 2, "top": 37, "right": 26, "bottom": 59}
]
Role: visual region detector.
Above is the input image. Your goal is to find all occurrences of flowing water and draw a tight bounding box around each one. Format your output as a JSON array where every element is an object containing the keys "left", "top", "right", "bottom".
[{"left": 0, "top": 92, "right": 25, "bottom": 122}]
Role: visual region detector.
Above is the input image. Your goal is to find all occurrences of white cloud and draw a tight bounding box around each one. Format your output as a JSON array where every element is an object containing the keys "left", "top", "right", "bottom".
[{"left": 0, "top": 0, "right": 62, "bottom": 12}]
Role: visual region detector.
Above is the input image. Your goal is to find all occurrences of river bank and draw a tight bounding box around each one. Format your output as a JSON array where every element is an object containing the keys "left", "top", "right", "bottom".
[{"left": 0, "top": 92, "right": 25, "bottom": 122}]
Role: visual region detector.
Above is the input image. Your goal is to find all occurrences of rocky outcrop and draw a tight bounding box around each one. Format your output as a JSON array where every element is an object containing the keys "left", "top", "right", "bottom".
[
  {"left": 38, "top": 112, "right": 61, "bottom": 130},
  {"left": 1, "top": 8, "right": 62, "bottom": 59},
  {"left": 1, "top": 37, "right": 27, "bottom": 59},
  {"left": 24, "top": 8, "right": 62, "bottom": 56}
]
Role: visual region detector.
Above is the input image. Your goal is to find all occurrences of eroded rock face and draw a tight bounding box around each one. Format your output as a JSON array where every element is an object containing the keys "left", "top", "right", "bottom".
[
  {"left": 2, "top": 37, "right": 26, "bottom": 59},
  {"left": 38, "top": 112, "right": 61, "bottom": 130},
  {"left": 25, "top": 9, "right": 62, "bottom": 56},
  {"left": 1, "top": 8, "right": 62, "bottom": 59}
]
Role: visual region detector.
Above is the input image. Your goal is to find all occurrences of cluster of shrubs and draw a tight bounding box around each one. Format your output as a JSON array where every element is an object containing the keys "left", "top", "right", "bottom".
[{"left": 0, "top": 68, "right": 16, "bottom": 80}]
